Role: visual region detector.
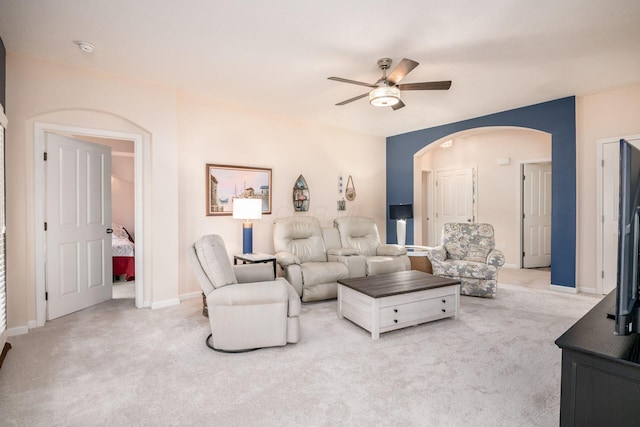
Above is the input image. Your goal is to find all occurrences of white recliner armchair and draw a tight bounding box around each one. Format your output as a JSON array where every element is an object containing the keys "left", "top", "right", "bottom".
[
  {"left": 189, "top": 234, "right": 300, "bottom": 352},
  {"left": 333, "top": 216, "right": 411, "bottom": 276},
  {"left": 273, "top": 216, "right": 364, "bottom": 302}
]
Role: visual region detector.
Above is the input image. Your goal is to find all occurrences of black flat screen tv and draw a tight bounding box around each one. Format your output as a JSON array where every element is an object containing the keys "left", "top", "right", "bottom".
[{"left": 615, "top": 139, "right": 640, "bottom": 336}]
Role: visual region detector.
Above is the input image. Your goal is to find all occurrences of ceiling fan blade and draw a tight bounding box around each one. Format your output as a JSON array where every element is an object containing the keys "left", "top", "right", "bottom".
[
  {"left": 398, "top": 81, "right": 452, "bottom": 91},
  {"left": 336, "top": 93, "right": 369, "bottom": 106},
  {"left": 391, "top": 100, "right": 406, "bottom": 111},
  {"left": 328, "top": 77, "right": 378, "bottom": 88},
  {"left": 387, "top": 58, "right": 419, "bottom": 85}
]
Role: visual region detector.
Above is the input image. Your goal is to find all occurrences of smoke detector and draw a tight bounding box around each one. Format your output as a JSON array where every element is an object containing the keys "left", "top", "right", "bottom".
[{"left": 74, "top": 41, "right": 95, "bottom": 53}]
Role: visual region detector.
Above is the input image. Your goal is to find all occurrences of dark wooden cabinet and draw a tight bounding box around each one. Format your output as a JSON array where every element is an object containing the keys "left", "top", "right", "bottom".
[{"left": 555, "top": 291, "right": 640, "bottom": 426}]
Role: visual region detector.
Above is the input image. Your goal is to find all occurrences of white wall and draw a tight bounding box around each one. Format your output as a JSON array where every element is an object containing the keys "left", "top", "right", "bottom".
[
  {"left": 5, "top": 52, "right": 385, "bottom": 330},
  {"left": 419, "top": 128, "right": 551, "bottom": 265},
  {"left": 176, "top": 91, "right": 385, "bottom": 296},
  {"left": 576, "top": 83, "right": 640, "bottom": 292}
]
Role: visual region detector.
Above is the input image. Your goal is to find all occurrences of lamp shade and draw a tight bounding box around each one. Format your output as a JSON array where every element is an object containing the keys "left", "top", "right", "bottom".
[
  {"left": 369, "top": 86, "right": 401, "bottom": 107},
  {"left": 389, "top": 204, "right": 413, "bottom": 220},
  {"left": 233, "top": 198, "right": 262, "bottom": 220}
]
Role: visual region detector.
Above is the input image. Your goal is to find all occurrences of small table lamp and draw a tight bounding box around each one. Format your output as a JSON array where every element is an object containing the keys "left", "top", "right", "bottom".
[
  {"left": 389, "top": 204, "right": 413, "bottom": 246},
  {"left": 232, "top": 198, "right": 262, "bottom": 254}
]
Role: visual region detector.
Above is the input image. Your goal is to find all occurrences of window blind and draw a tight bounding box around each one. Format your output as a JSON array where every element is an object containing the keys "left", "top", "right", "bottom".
[{"left": 0, "top": 123, "right": 7, "bottom": 346}]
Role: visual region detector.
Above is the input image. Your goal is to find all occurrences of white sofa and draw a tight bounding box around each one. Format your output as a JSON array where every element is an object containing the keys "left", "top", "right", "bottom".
[
  {"left": 273, "top": 215, "right": 411, "bottom": 302},
  {"left": 273, "top": 216, "right": 365, "bottom": 302}
]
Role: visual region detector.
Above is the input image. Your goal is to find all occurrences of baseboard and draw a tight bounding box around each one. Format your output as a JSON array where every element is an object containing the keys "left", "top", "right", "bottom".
[
  {"left": 150, "top": 298, "right": 181, "bottom": 310},
  {"left": 8, "top": 325, "right": 30, "bottom": 336},
  {"left": 550, "top": 284, "right": 578, "bottom": 294},
  {"left": 180, "top": 291, "right": 202, "bottom": 302},
  {"left": 577, "top": 287, "right": 599, "bottom": 295}
]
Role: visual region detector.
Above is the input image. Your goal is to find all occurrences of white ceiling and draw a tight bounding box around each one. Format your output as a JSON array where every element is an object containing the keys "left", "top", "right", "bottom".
[{"left": 1, "top": 0, "right": 640, "bottom": 137}]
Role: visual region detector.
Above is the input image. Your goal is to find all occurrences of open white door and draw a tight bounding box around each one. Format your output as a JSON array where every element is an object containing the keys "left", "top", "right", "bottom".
[
  {"left": 522, "top": 162, "right": 552, "bottom": 268},
  {"left": 46, "top": 133, "right": 112, "bottom": 320},
  {"left": 435, "top": 168, "right": 475, "bottom": 243}
]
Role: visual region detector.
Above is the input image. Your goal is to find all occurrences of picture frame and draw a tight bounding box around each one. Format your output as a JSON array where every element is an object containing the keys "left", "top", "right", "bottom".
[{"left": 206, "top": 164, "right": 272, "bottom": 216}]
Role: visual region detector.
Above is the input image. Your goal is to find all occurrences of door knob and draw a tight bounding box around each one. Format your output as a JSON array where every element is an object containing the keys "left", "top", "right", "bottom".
[{"left": 106, "top": 228, "right": 113, "bottom": 234}]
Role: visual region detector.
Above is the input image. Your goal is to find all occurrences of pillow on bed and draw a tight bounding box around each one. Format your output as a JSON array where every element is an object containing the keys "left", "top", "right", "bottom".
[{"left": 112, "top": 223, "right": 129, "bottom": 240}]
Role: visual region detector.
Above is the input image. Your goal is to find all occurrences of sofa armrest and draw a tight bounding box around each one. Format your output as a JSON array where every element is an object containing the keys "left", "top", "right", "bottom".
[
  {"left": 208, "top": 280, "right": 288, "bottom": 307},
  {"left": 327, "top": 247, "right": 360, "bottom": 256},
  {"left": 233, "top": 263, "right": 274, "bottom": 283},
  {"left": 377, "top": 244, "right": 408, "bottom": 256},
  {"left": 275, "top": 251, "right": 300, "bottom": 266},
  {"left": 426, "top": 246, "right": 447, "bottom": 263},
  {"left": 487, "top": 249, "right": 505, "bottom": 267}
]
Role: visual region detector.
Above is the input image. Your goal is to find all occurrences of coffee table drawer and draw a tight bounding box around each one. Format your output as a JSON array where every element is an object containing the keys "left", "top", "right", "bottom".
[{"left": 379, "top": 293, "right": 457, "bottom": 329}]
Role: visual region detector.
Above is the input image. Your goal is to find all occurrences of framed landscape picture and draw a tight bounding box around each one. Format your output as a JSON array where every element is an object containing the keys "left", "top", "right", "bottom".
[{"left": 206, "top": 164, "right": 272, "bottom": 216}]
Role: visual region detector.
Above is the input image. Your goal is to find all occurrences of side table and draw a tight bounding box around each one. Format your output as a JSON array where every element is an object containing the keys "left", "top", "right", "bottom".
[
  {"left": 233, "top": 252, "right": 277, "bottom": 277},
  {"left": 405, "top": 245, "right": 433, "bottom": 274}
]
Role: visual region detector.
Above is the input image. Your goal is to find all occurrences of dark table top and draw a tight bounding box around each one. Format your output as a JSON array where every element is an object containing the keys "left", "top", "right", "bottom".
[
  {"left": 555, "top": 290, "right": 639, "bottom": 364},
  {"left": 338, "top": 270, "right": 460, "bottom": 299}
]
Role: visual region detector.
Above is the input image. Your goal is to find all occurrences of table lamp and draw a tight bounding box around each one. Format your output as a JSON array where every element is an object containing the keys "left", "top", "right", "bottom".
[
  {"left": 389, "top": 204, "right": 413, "bottom": 246},
  {"left": 232, "top": 198, "right": 262, "bottom": 254}
]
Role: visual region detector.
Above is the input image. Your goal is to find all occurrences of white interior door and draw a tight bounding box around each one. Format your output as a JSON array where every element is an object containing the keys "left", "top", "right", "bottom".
[
  {"left": 599, "top": 139, "right": 640, "bottom": 295},
  {"left": 435, "top": 168, "right": 474, "bottom": 244},
  {"left": 46, "top": 133, "right": 112, "bottom": 320},
  {"left": 522, "top": 163, "right": 552, "bottom": 268},
  {"left": 601, "top": 142, "right": 620, "bottom": 294}
]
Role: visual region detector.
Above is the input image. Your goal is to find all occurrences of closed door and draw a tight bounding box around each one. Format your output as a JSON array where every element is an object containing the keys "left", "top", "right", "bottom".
[
  {"left": 522, "top": 163, "right": 552, "bottom": 268},
  {"left": 435, "top": 168, "right": 474, "bottom": 244},
  {"left": 46, "top": 133, "right": 112, "bottom": 320}
]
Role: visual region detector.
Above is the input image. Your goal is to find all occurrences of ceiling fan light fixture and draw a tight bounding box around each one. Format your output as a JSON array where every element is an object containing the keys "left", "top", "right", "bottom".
[{"left": 369, "top": 86, "right": 401, "bottom": 107}]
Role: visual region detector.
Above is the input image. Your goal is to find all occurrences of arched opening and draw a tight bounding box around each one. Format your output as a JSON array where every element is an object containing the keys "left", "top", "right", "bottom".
[{"left": 412, "top": 126, "right": 552, "bottom": 270}]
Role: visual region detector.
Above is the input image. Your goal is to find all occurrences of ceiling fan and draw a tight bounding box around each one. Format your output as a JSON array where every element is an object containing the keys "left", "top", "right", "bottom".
[{"left": 328, "top": 58, "right": 451, "bottom": 110}]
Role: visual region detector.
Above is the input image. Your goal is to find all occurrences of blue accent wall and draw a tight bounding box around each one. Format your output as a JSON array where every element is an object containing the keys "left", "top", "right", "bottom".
[{"left": 386, "top": 97, "right": 576, "bottom": 288}]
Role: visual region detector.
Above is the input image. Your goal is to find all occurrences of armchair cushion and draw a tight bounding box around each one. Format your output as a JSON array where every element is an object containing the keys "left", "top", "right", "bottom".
[
  {"left": 233, "top": 263, "right": 274, "bottom": 283},
  {"left": 194, "top": 234, "right": 237, "bottom": 289}
]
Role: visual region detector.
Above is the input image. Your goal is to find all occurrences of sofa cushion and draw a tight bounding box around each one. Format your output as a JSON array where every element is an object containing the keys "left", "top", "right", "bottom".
[
  {"left": 300, "top": 261, "right": 349, "bottom": 285},
  {"left": 334, "top": 216, "right": 382, "bottom": 257},
  {"left": 274, "top": 216, "right": 327, "bottom": 263},
  {"left": 194, "top": 234, "right": 237, "bottom": 288}
]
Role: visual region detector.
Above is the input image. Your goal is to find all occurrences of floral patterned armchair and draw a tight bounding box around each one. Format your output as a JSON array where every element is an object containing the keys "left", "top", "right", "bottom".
[{"left": 426, "top": 223, "right": 505, "bottom": 297}]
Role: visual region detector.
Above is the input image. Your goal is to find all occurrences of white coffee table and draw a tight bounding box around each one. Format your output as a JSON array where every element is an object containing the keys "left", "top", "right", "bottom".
[{"left": 337, "top": 270, "right": 460, "bottom": 340}]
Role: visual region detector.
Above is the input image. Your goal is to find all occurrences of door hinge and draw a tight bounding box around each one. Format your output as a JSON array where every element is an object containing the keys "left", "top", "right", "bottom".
[
  {"left": 602, "top": 215, "right": 605, "bottom": 223},
  {"left": 44, "top": 152, "right": 47, "bottom": 161},
  {"left": 523, "top": 251, "right": 525, "bottom": 257},
  {"left": 601, "top": 159, "right": 604, "bottom": 167},
  {"left": 523, "top": 213, "right": 525, "bottom": 219},
  {"left": 44, "top": 222, "right": 47, "bottom": 231},
  {"left": 45, "top": 292, "right": 48, "bottom": 301},
  {"left": 523, "top": 174, "right": 526, "bottom": 180},
  {"left": 601, "top": 271, "right": 604, "bottom": 279}
]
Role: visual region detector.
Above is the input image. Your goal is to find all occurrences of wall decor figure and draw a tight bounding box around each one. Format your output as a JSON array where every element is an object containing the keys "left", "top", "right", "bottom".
[
  {"left": 345, "top": 175, "right": 356, "bottom": 201},
  {"left": 293, "top": 175, "right": 310, "bottom": 212}
]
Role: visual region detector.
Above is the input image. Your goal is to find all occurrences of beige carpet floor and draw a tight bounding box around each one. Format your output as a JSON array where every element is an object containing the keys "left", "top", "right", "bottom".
[{"left": 0, "top": 269, "right": 602, "bottom": 426}]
